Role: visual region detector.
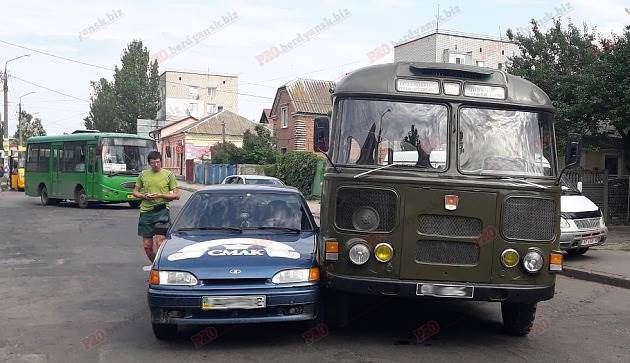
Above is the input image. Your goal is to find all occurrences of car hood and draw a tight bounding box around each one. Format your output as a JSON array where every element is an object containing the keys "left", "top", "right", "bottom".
[
  {"left": 155, "top": 231, "right": 317, "bottom": 279},
  {"left": 561, "top": 195, "right": 599, "bottom": 213}
]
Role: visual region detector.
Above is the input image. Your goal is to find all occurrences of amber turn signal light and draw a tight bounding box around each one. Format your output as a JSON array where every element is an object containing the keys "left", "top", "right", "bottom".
[
  {"left": 309, "top": 267, "right": 320, "bottom": 281},
  {"left": 549, "top": 252, "right": 563, "bottom": 271},
  {"left": 149, "top": 270, "right": 160, "bottom": 285}
]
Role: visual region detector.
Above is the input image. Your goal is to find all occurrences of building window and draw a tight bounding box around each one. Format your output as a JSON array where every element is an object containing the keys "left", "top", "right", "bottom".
[
  {"left": 281, "top": 147, "right": 287, "bottom": 154},
  {"left": 207, "top": 104, "right": 217, "bottom": 114},
  {"left": 502, "top": 50, "right": 505, "bottom": 55},
  {"left": 476, "top": 61, "right": 485, "bottom": 67},
  {"left": 605, "top": 155, "right": 619, "bottom": 175},
  {"left": 188, "top": 86, "right": 199, "bottom": 98},
  {"left": 479, "top": 47, "right": 482, "bottom": 53},
  {"left": 189, "top": 103, "right": 198, "bottom": 113},
  {"left": 207, "top": 87, "right": 216, "bottom": 98},
  {"left": 455, "top": 58, "right": 461, "bottom": 64},
  {"left": 498, "top": 63, "right": 503, "bottom": 70},
  {"left": 281, "top": 106, "right": 288, "bottom": 128}
]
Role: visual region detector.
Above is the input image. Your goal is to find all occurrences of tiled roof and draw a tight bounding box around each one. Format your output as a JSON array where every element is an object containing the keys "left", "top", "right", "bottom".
[
  {"left": 180, "top": 110, "right": 257, "bottom": 136},
  {"left": 274, "top": 78, "right": 334, "bottom": 115}
]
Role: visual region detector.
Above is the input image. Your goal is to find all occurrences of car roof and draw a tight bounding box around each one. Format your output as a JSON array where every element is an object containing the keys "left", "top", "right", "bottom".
[
  {"left": 227, "top": 175, "right": 279, "bottom": 180},
  {"left": 200, "top": 184, "right": 301, "bottom": 194}
]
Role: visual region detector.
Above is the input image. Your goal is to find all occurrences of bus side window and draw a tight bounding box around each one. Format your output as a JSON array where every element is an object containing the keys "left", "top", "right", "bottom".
[{"left": 26, "top": 145, "right": 39, "bottom": 172}]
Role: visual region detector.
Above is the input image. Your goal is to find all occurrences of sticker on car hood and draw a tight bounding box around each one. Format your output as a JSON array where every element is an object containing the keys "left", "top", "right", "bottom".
[{"left": 167, "top": 238, "right": 301, "bottom": 261}]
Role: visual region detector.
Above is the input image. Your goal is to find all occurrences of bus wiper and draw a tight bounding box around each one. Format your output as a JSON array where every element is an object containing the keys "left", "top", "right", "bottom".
[
  {"left": 479, "top": 176, "right": 548, "bottom": 190},
  {"left": 354, "top": 163, "right": 405, "bottom": 179},
  {"left": 244, "top": 226, "right": 301, "bottom": 233},
  {"left": 176, "top": 227, "right": 242, "bottom": 232}
]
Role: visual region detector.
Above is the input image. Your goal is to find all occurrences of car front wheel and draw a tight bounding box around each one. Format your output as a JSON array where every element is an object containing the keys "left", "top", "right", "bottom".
[
  {"left": 568, "top": 247, "right": 589, "bottom": 255},
  {"left": 502, "top": 302, "right": 537, "bottom": 336},
  {"left": 152, "top": 323, "right": 178, "bottom": 340}
]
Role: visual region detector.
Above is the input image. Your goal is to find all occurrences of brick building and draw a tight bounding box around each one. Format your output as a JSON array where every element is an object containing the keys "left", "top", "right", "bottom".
[
  {"left": 270, "top": 79, "right": 333, "bottom": 153},
  {"left": 394, "top": 30, "right": 520, "bottom": 70}
]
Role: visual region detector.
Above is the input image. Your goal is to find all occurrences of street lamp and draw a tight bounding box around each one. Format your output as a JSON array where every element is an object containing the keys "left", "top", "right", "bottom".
[
  {"left": 3, "top": 54, "right": 31, "bottom": 139},
  {"left": 18, "top": 91, "right": 36, "bottom": 146}
]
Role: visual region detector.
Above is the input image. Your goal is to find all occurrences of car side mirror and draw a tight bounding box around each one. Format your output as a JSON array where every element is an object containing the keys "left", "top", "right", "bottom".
[
  {"left": 564, "top": 133, "right": 582, "bottom": 166},
  {"left": 313, "top": 116, "right": 330, "bottom": 153},
  {"left": 154, "top": 222, "right": 170, "bottom": 236}
]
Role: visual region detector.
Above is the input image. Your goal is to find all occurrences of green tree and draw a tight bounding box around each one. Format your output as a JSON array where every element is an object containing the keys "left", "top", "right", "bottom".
[
  {"left": 84, "top": 40, "right": 160, "bottom": 133},
  {"left": 276, "top": 151, "right": 320, "bottom": 195},
  {"left": 241, "top": 125, "right": 278, "bottom": 164},
  {"left": 14, "top": 110, "right": 46, "bottom": 142},
  {"left": 507, "top": 19, "right": 601, "bottom": 146},
  {"left": 209, "top": 142, "right": 244, "bottom": 164},
  {"left": 401, "top": 124, "right": 419, "bottom": 151}
]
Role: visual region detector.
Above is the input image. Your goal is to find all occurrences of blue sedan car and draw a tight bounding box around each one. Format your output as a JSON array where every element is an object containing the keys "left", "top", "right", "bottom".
[{"left": 147, "top": 185, "right": 320, "bottom": 339}]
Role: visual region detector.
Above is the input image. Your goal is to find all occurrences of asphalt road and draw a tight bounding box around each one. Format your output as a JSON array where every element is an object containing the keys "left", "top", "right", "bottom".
[{"left": 1, "top": 190, "right": 629, "bottom": 363}]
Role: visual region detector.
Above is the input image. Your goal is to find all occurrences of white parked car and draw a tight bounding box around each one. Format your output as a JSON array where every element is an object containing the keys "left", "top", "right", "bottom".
[
  {"left": 560, "top": 178, "right": 608, "bottom": 255},
  {"left": 221, "top": 175, "right": 284, "bottom": 186}
]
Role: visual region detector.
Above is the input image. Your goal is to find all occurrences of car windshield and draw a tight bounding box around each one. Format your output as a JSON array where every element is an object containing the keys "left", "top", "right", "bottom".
[
  {"left": 101, "top": 137, "right": 156, "bottom": 175},
  {"left": 247, "top": 178, "right": 280, "bottom": 185},
  {"left": 459, "top": 108, "right": 555, "bottom": 177},
  {"left": 173, "top": 192, "right": 313, "bottom": 231},
  {"left": 334, "top": 99, "right": 448, "bottom": 170}
]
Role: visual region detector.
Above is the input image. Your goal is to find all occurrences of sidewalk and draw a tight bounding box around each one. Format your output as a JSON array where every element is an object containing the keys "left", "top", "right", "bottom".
[{"left": 176, "top": 179, "right": 630, "bottom": 289}]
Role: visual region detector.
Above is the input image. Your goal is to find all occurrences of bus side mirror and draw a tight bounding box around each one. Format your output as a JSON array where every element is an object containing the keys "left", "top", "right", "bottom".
[
  {"left": 313, "top": 117, "right": 330, "bottom": 153},
  {"left": 564, "top": 133, "right": 582, "bottom": 166}
]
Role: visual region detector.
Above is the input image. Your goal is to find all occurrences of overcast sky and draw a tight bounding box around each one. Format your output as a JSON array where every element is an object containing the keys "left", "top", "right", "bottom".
[{"left": 0, "top": 0, "right": 628, "bottom": 136}]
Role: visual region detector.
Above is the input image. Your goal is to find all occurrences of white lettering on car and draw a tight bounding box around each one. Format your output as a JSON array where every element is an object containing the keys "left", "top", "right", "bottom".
[{"left": 167, "top": 238, "right": 300, "bottom": 261}]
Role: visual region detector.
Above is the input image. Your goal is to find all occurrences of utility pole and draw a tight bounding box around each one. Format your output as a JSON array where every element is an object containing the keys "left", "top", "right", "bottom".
[
  {"left": 3, "top": 54, "right": 31, "bottom": 139},
  {"left": 222, "top": 119, "right": 226, "bottom": 143},
  {"left": 18, "top": 92, "right": 35, "bottom": 146}
]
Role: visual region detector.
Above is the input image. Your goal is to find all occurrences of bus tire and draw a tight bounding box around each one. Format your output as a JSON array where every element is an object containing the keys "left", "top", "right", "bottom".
[
  {"left": 501, "top": 302, "right": 537, "bottom": 336},
  {"left": 75, "top": 187, "right": 89, "bottom": 209},
  {"left": 40, "top": 185, "right": 59, "bottom": 206}
]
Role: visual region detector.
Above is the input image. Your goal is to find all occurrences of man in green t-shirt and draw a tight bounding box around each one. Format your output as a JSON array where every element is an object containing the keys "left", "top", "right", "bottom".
[{"left": 133, "top": 151, "right": 180, "bottom": 262}]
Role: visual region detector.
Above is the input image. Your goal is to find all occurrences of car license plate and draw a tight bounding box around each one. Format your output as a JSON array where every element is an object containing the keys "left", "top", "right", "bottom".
[
  {"left": 201, "top": 296, "right": 266, "bottom": 310},
  {"left": 581, "top": 238, "right": 599, "bottom": 246},
  {"left": 416, "top": 283, "right": 474, "bottom": 299}
]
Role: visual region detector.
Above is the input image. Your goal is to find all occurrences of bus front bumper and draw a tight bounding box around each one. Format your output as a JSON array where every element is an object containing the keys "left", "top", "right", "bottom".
[{"left": 324, "top": 272, "right": 554, "bottom": 303}]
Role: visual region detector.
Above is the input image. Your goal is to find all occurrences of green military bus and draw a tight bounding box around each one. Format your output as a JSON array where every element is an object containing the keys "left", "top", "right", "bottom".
[
  {"left": 25, "top": 131, "right": 157, "bottom": 208},
  {"left": 314, "top": 62, "right": 580, "bottom": 335}
]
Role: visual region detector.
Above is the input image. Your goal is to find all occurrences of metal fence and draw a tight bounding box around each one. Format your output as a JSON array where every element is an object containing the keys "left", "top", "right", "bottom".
[{"left": 565, "top": 168, "right": 630, "bottom": 224}]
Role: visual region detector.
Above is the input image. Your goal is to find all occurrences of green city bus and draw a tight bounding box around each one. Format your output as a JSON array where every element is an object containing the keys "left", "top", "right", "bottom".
[{"left": 25, "top": 131, "right": 157, "bottom": 208}]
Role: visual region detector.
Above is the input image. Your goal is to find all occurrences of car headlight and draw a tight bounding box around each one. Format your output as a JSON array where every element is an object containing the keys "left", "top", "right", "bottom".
[
  {"left": 272, "top": 268, "right": 319, "bottom": 284},
  {"left": 349, "top": 243, "right": 370, "bottom": 265},
  {"left": 374, "top": 243, "right": 394, "bottom": 263},
  {"left": 150, "top": 270, "right": 198, "bottom": 285},
  {"left": 599, "top": 217, "right": 606, "bottom": 228},
  {"left": 560, "top": 217, "right": 570, "bottom": 229},
  {"left": 522, "top": 250, "right": 544, "bottom": 274}
]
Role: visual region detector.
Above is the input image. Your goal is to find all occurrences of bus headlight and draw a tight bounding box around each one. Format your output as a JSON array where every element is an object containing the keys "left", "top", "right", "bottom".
[
  {"left": 501, "top": 248, "right": 520, "bottom": 268},
  {"left": 348, "top": 243, "right": 370, "bottom": 265},
  {"left": 374, "top": 243, "right": 393, "bottom": 263},
  {"left": 522, "top": 250, "right": 544, "bottom": 274}
]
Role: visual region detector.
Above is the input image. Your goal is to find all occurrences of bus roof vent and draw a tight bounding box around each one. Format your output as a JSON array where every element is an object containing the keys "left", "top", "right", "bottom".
[
  {"left": 72, "top": 130, "right": 100, "bottom": 134},
  {"left": 409, "top": 65, "right": 493, "bottom": 80}
]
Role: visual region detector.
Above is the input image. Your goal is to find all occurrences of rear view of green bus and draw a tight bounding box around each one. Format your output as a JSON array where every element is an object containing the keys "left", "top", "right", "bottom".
[{"left": 25, "top": 131, "right": 157, "bottom": 208}]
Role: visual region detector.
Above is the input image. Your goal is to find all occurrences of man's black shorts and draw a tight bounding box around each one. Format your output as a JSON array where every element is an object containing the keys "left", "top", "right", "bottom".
[{"left": 138, "top": 206, "right": 170, "bottom": 238}]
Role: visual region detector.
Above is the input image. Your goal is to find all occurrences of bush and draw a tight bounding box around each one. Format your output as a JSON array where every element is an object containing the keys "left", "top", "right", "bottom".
[
  {"left": 256, "top": 164, "right": 277, "bottom": 177},
  {"left": 276, "top": 152, "right": 321, "bottom": 196},
  {"left": 210, "top": 142, "right": 243, "bottom": 164}
]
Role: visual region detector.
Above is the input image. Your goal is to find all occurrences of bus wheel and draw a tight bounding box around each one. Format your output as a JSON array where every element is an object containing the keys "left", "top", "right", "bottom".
[
  {"left": 76, "top": 188, "right": 89, "bottom": 209},
  {"left": 40, "top": 186, "right": 59, "bottom": 206},
  {"left": 129, "top": 200, "right": 142, "bottom": 208},
  {"left": 322, "top": 289, "right": 350, "bottom": 329},
  {"left": 501, "top": 302, "right": 537, "bottom": 336}
]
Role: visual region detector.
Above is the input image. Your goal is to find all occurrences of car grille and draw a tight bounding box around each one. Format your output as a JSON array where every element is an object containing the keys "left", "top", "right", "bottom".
[
  {"left": 574, "top": 218, "right": 600, "bottom": 230},
  {"left": 200, "top": 278, "right": 269, "bottom": 286},
  {"left": 503, "top": 197, "right": 556, "bottom": 241},
  {"left": 418, "top": 215, "right": 482, "bottom": 237},
  {"left": 415, "top": 240, "right": 479, "bottom": 265},
  {"left": 335, "top": 187, "right": 397, "bottom": 232},
  {"left": 120, "top": 181, "right": 136, "bottom": 189}
]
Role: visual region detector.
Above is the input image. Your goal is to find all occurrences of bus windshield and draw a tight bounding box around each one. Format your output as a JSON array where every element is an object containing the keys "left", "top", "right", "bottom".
[
  {"left": 101, "top": 137, "right": 156, "bottom": 175},
  {"left": 334, "top": 99, "right": 448, "bottom": 169},
  {"left": 459, "top": 108, "right": 555, "bottom": 177}
]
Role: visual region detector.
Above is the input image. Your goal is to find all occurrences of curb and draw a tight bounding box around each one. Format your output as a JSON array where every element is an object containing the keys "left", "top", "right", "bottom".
[
  {"left": 561, "top": 267, "right": 630, "bottom": 290},
  {"left": 178, "top": 185, "right": 201, "bottom": 193}
]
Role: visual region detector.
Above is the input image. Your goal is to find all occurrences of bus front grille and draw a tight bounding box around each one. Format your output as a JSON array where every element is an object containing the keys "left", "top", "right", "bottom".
[
  {"left": 335, "top": 187, "right": 397, "bottom": 232},
  {"left": 416, "top": 240, "right": 479, "bottom": 265},
  {"left": 418, "top": 215, "right": 482, "bottom": 237},
  {"left": 503, "top": 197, "right": 556, "bottom": 241}
]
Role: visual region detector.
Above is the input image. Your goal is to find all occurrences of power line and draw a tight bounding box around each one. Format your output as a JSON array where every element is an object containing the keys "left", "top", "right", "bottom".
[
  {"left": 10, "top": 75, "right": 90, "bottom": 103},
  {"left": 0, "top": 39, "right": 114, "bottom": 72}
]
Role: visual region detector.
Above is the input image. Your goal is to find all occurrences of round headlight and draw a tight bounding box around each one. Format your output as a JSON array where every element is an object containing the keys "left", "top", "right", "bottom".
[
  {"left": 348, "top": 243, "right": 370, "bottom": 265},
  {"left": 501, "top": 248, "right": 520, "bottom": 268},
  {"left": 374, "top": 243, "right": 394, "bottom": 263},
  {"left": 522, "top": 250, "right": 544, "bottom": 273},
  {"left": 352, "top": 206, "right": 380, "bottom": 232}
]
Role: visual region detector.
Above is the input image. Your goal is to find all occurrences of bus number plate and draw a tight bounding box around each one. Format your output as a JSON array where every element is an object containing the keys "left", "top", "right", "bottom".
[{"left": 416, "top": 283, "right": 474, "bottom": 299}]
